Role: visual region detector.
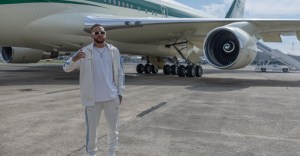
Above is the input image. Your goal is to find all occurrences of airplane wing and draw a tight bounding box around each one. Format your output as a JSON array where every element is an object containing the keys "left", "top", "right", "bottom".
[
  {"left": 82, "top": 16, "right": 300, "bottom": 70},
  {"left": 84, "top": 16, "right": 300, "bottom": 44}
]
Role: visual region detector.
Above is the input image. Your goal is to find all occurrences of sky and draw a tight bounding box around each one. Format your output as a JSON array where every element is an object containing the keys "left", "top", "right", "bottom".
[{"left": 174, "top": 0, "right": 300, "bottom": 55}]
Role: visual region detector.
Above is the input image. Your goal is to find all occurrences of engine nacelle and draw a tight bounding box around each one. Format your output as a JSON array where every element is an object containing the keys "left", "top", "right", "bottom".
[
  {"left": 204, "top": 22, "right": 258, "bottom": 69},
  {"left": 0, "top": 47, "right": 52, "bottom": 63}
]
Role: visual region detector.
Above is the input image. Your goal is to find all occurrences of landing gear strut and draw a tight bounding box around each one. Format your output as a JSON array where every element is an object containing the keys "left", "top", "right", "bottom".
[{"left": 164, "top": 41, "right": 203, "bottom": 77}]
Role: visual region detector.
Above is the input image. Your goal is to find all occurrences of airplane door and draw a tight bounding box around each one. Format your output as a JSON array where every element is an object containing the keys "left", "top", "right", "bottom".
[{"left": 161, "top": 6, "right": 168, "bottom": 18}]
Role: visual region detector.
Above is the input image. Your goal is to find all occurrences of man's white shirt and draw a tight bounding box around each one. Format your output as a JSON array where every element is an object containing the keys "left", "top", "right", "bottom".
[{"left": 92, "top": 46, "right": 118, "bottom": 102}]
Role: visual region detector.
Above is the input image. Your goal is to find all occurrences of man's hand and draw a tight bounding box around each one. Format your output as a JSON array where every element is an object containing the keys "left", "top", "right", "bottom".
[
  {"left": 119, "top": 95, "right": 122, "bottom": 104},
  {"left": 72, "top": 49, "right": 85, "bottom": 62}
]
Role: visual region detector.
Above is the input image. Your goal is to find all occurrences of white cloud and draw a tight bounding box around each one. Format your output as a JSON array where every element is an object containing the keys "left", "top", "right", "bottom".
[
  {"left": 200, "top": 4, "right": 227, "bottom": 18},
  {"left": 197, "top": 0, "right": 300, "bottom": 18},
  {"left": 197, "top": 0, "right": 234, "bottom": 18},
  {"left": 224, "top": 0, "right": 234, "bottom": 5},
  {"left": 244, "top": 0, "right": 300, "bottom": 18}
]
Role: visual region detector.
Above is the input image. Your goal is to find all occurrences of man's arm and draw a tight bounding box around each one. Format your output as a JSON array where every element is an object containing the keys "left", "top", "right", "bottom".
[
  {"left": 63, "top": 50, "right": 85, "bottom": 72},
  {"left": 117, "top": 49, "right": 125, "bottom": 103}
]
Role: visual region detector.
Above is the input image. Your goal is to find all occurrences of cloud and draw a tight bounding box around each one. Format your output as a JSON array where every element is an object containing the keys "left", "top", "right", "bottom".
[
  {"left": 244, "top": 0, "right": 300, "bottom": 18},
  {"left": 197, "top": 0, "right": 300, "bottom": 18},
  {"left": 200, "top": 4, "right": 227, "bottom": 17}
]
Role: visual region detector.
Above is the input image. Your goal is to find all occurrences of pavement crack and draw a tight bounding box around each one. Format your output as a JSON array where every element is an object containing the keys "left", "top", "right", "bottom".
[
  {"left": 65, "top": 145, "right": 86, "bottom": 156},
  {"left": 65, "top": 134, "right": 107, "bottom": 156}
]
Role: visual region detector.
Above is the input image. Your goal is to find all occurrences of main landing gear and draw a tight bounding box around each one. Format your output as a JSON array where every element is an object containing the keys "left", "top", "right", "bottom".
[
  {"left": 135, "top": 40, "right": 203, "bottom": 78},
  {"left": 163, "top": 64, "right": 203, "bottom": 77},
  {"left": 136, "top": 63, "right": 158, "bottom": 74},
  {"left": 135, "top": 58, "right": 203, "bottom": 77},
  {"left": 136, "top": 56, "right": 158, "bottom": 74},
  {"left": 163, "top": 41, "right": 203, "bottom": 77}
]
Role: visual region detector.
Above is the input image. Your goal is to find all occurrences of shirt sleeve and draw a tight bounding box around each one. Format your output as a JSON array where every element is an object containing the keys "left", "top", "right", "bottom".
[
  {"left": 117, "top": 49, "right": 125, "bottom": 96},
  {"left": 62, "top": 51, "right": 81, "bottom": 72}
]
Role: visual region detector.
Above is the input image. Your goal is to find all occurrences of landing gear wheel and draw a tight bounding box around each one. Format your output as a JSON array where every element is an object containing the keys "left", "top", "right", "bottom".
[
  {"left": 136, "top": 64, "right": 144, "bottom": 73},
  {"left": 171, "top": 65, "right": 178, "bottom": 75},
  {"left": 282, "top": 68, "right": 288, "bottom": 73},
  {"left": 186, "top": 65, "right": 196, "bottom": 77},
  {"left": 177, "top": 65, "right": 186, "bottom": 77},
  {"left": 144, "top": 64, "right": 152, "bottom": 74},
  {"left": 151, "top": 65, "right": 158, "bottom": 74},
  {"left": 261, "top": 68, "right": 266, "bottom": 72},
  {"left": 163, "top": 65, "right": 171, "bottom": 75},
  {"left": 195, "top": 65, "right": 203, "bottom": 77}
]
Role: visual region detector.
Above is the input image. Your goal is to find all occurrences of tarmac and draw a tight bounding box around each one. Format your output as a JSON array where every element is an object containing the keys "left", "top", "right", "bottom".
[{"left": 0, "top": 62, "right": 300, "bottom": 156}]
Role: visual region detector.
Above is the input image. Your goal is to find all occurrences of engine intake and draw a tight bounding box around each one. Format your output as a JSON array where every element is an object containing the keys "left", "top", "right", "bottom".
[
  {"left": 205, "top": 30, "right": 240, "bottom": 67},
  {"left": 0, "top": 47, "right": 55, "bottom": 63},
  {"left": 204, "top": 24, "right": 257, "bottom": 70}
]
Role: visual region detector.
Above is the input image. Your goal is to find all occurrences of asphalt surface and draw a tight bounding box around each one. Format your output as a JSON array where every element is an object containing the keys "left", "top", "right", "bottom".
[{"left": 0, "top": 62, "right": 300, "bottom": 156}]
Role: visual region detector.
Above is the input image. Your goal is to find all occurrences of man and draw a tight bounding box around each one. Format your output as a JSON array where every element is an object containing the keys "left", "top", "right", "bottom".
[{"left": 63, "top": 24, "right": 125, "bottom": 156}]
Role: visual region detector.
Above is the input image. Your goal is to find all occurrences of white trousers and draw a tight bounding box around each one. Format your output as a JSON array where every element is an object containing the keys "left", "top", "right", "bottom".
[{"left": 85, "top": 98, "right": 119, "bottom": 155}]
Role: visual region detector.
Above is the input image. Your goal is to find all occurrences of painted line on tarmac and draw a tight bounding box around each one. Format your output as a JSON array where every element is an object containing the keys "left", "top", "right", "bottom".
[
  {"left": 46, "top": 88, "right": 79, "bottom": 94},
  {"left": 137, "top": 102, "right": 167, "bottom": 117}
]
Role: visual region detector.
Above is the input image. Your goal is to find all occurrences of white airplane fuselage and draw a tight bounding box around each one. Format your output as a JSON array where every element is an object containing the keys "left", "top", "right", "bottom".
[{"left": 0, "top": 1, "right": 207, "bottom": 57}]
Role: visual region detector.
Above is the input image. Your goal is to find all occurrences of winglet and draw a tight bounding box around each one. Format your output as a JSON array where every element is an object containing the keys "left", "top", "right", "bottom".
[{"left": 225, "top": 0, "right": 246, "bottom": 18}]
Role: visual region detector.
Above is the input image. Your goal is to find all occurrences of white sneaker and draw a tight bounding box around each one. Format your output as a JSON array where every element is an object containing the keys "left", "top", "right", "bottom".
[
  {"left": 89, "top": 151, "right": 96, "bottom": 156},
  {"left": 108, "top": 150, "right": 115, "bottom": 156}
]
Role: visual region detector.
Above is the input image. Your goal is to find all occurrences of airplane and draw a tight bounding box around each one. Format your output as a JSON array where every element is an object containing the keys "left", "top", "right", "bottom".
[{"left": 1, "top": 0, "right": 300, "bottom": 77}]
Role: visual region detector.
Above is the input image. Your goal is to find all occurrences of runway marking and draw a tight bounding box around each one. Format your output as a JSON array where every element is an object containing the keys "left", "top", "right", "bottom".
[
  {"left": 19, "top": 88, "right": 33, "bottom": 92},
  {"left": 46, "top": 88, "right": 79, "bottom": 94},
  {"left": 146, "top": 126, "right": 300, "bottom": 144},
  {"left": 137, "top": 102, "right": 167, "bottom": 117}
]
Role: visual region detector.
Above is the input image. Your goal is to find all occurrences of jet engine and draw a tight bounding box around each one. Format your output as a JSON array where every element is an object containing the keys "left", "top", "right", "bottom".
[
  {"left": 0, "top": 47, "right": 58, "bottom": 63},
  {"left": 204, "top": 22, "right": 258, "bottom": 69}
]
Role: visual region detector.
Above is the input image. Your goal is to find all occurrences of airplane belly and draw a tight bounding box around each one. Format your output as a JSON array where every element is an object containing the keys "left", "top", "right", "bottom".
[{"left": 109, "top": 40, "right": 175, "bottom": 57}]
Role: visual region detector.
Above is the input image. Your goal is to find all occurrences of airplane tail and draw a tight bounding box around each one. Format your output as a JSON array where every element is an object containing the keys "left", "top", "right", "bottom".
[{"left": 225, "top": 0, "right": 246, "bottom": 18}]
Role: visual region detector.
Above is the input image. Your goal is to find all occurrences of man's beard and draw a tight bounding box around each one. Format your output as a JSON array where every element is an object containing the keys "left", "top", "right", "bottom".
[{"left": 94, "top": 38, "right": 105, "bottom": 44}]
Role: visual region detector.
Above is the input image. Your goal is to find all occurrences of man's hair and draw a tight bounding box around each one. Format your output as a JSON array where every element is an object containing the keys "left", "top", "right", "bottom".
[{"left": 90, "top": 24, "right": 102, "bottom": 32}]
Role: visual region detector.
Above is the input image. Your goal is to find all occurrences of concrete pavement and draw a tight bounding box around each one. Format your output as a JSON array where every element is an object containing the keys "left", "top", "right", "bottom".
[{"left": 0, "top": 63, "right": 300, "bottom": 156}]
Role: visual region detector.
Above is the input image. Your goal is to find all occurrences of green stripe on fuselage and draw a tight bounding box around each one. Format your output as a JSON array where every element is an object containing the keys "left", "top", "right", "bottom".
[
  {"left": 0, "top": 0, "right": 201, "bottom": 18},
  {"left": 0, "top": 0, "right": 100, "bottom": 7}
]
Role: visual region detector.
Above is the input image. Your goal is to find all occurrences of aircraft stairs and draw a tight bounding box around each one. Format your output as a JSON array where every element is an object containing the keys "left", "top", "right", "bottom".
[{"left": 256, "top": 41, "right": 300, "bottom": 70}]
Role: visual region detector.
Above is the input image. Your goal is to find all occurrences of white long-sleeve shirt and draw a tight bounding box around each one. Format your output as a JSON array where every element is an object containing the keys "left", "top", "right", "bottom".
[{"left": 93, "top": 46, "right": 118, "bottom": 102}]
